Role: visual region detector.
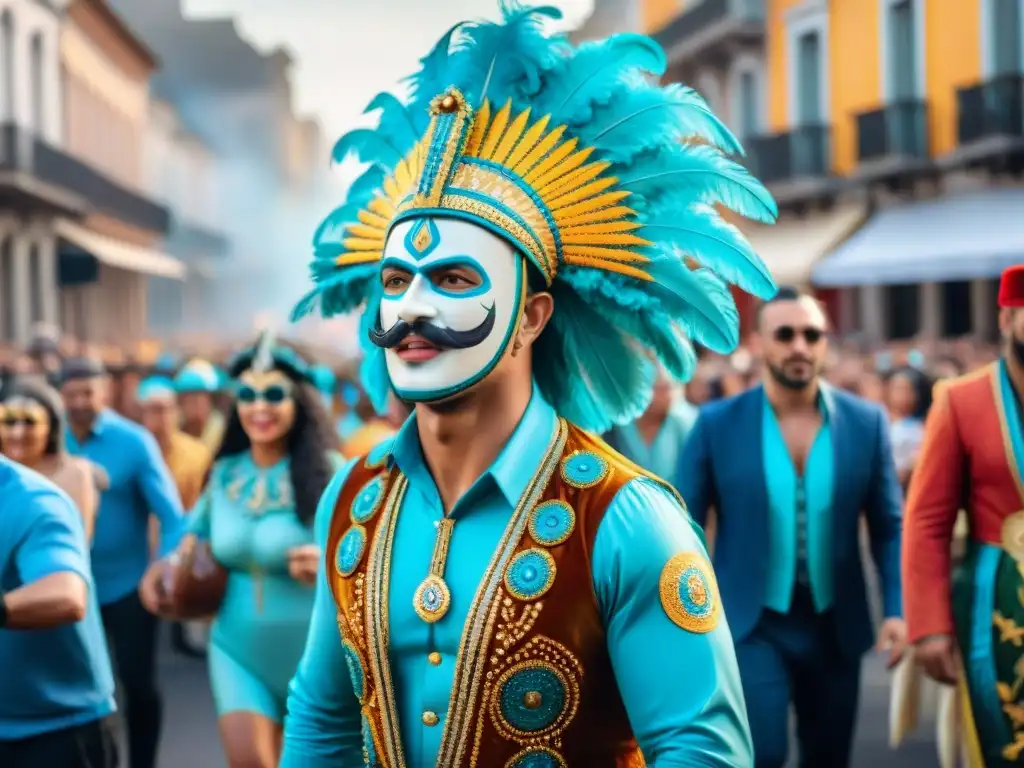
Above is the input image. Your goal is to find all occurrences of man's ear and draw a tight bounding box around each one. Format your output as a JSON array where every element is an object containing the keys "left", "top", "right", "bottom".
[{"left": 517, "top": 292, "right": 554, "bottom": 349}]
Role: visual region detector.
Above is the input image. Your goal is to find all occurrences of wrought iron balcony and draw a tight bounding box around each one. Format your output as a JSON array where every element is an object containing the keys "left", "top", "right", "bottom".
[
  {"left": 855, "top": 100, "right": 930, "bottom": 164},
  {"left": 653, "top": 0, "right": 765, "bottom": 66},
  {"left": 747, "top": 125, "right": 831, "bottom": 184},
  {"left": 0, "top": 123, "right": 170, "bottom": 233},
  {"left": 956, "top": 75, "right": 1024, "bottom": 144}
]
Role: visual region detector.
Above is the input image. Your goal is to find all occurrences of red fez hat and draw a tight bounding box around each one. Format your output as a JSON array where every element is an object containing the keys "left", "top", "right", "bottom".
[{"left": 999, "top": 265, "right": 1024, "bottom": 308}]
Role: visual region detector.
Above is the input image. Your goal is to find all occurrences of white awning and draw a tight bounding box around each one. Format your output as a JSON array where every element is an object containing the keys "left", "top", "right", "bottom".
[
  {"left": 743, "top": 203, "right": 868, "bottom": 286},
  {"left": 56, "top": 219, "right": 186, "bottom": 280}
]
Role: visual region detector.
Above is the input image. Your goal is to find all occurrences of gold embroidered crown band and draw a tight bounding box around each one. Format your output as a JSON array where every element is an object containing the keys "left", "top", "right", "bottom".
[{"left": 332, "top": 88, "right": 654, "bottom": 286}]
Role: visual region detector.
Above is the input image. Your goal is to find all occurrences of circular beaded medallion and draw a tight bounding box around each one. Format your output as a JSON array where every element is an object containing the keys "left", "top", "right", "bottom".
[
  {"left": 658, "top": 551, "right": 720, "bottom": 633},
  {"left": 503, "top": 548, "right": 556, "bottom": 601},
  {"left": 413, "top": 574, "right": 452, "bottom": 623},
  {"left": 341, "top": 637, "right": 367, "bottom": 702},
  {"left": 527, "top": 500, "right": 576, "bottom": 547},
  {"left": 505, "top": 746, "right": 568, "bottom": 768},
  {"left": 492, "top": 660, "right": 572, "bottom": 737},
  {"left": 350, "top": 475, "right": 385, "bottom": 523},
  {"left": 335, "top": 525, "right": 367, "bottom": 578},
  {"left": 559, "top": 451, "right": 609, "bottom": 489},
  {"left": 364, "top": 438, "right": 393, "bottom": 470}
]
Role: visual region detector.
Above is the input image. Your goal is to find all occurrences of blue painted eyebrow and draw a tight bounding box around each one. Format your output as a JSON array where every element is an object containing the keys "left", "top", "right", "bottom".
[{"left": 379, "top": 255, "right": 492, "bottom": 299}]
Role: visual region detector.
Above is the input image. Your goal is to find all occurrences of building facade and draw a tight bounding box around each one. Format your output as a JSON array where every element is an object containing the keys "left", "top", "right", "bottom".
[
  {"left": 645, "top": 0, "right": 1024, "bottom": 342},
  {"left": 58, "top": 0, "right": 180, "bottom": 345},
  {"left": 109, "top": 0, "right": 333, "bottom": 335},
  {"left": 145, "top": 94, "right": 230, "bottom": 337},
  {"left": 0, "top": 0, "right": 70, "bottom": 345}
]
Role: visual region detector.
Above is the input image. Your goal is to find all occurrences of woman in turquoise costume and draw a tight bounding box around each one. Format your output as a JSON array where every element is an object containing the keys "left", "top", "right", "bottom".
[
  {"left": 140, "top": 334, "right": 341, "bottom": 768},
  {"left": 281, "top": 4, "right": 777, "bottom": 766}
]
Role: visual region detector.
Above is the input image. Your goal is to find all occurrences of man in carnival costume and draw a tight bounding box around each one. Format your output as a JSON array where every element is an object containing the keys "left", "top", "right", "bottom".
[
  {"left": 904, "top": 264, "right": 1024, "bottom": 767},
  {"left": 281, "top": 5, "right": 778, "bottom": 766}
]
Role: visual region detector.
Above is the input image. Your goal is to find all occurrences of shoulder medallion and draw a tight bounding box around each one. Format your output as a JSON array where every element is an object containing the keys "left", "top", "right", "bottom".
[
  {"left": 659, "top": 551, "right": 721, "bottom": 634},
  {"left": 559, "top": 450, "right": 609, "bottom": 489}
]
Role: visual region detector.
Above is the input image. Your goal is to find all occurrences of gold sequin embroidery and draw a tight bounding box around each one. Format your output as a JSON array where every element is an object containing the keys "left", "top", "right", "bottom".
[{"left": 659, "top": 551, "right": 721, "bottom": 634}]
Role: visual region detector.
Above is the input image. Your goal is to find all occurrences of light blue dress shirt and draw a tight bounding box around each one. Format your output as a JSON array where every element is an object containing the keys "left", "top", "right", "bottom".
[
  {"left": 761, "top": 392, "right": 834, "bottom": 614},
  {"left": 614, "top": 400, "right": 698, "bottom": 489},
  {"left": 0, "top": 457, "right": 116, "bottom": 739},
  {"left": 66, "top": 409, "right": 185, "bottom": 604},
  {"left": 280, "top": 387, "right": 751, "bottom": 767}
]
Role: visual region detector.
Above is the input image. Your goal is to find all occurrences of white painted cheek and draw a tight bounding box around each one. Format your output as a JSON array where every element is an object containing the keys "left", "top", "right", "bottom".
[{"left": 380, "top": 274, "right": 437, "bottom": 330}]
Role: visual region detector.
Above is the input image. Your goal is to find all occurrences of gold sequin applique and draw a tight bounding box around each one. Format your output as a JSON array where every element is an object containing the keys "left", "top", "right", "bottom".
[{"left": 659, "top": 551, "right": 721, "bottom": 634}]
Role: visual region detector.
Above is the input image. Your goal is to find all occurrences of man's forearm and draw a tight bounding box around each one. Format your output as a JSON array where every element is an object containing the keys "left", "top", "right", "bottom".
[{"left": 3, "top": 572, "right": 88, "bottom": 629}]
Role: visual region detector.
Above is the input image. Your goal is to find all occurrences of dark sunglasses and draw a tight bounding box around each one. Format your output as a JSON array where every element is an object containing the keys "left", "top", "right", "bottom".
[
  {"left": 236, "top": 383, "right": 292, "bottom": 405},
  {"left": 774, "top": 326, "right": 825, "bottom": 345},
  {"left": 1, "top": 413, "right": 44, "bottom": 428}
]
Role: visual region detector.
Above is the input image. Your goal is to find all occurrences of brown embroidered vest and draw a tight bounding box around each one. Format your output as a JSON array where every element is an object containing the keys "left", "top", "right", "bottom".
[{"left": 326, "top": 418, "right": 669, "bottom": 767}]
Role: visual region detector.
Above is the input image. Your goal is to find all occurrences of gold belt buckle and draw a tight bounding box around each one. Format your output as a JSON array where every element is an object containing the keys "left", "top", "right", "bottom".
[{"left": 1001, "top": 511, "right": 1024, "bottom": 562}]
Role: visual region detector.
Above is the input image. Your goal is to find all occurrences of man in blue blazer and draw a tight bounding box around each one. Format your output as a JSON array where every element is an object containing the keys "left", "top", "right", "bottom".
[{"left": 679, "top": 287, "right": 905, "bottom": 768}]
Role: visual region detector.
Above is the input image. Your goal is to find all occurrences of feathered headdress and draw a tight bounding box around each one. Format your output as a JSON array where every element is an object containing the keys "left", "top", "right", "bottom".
[{"left": 292, "top": 2, "right": 777, "bottom": 432}]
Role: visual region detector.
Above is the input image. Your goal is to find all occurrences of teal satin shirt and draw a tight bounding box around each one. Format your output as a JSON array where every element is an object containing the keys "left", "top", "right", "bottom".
[
  {"left": 761, "top": 391, "right": 834, "bottom": 614},
  {"left": 280, "top": 388, "right": 751, "bottom": 766}
]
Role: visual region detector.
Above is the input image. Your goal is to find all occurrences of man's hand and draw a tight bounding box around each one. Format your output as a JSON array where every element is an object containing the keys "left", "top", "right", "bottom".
[
  {"left": 287, "top": 545, "right": 321, "bottom": 586},
  {"left": 876, "top": 617, "right": 909, "bottom": 669},
  {"left": 914, "top": 633, "right": 959, "bottom": 685}
]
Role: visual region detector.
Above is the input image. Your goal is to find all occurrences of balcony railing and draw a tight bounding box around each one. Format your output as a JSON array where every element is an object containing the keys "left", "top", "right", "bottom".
[
  {"left": 855, "top": 100, "right": 930, "bottom": 163},
  {"left": 956, "top": 75, "right": 1024, "bottom": 144},
  {"left": 0, "top": 122, "right": 170, "bottom": 233},
  {"left": 747, "top": 125, "right": 831, "bottom": 184},
  {"left": 653, "top": 0, "right": 765, "bottom": 57}
]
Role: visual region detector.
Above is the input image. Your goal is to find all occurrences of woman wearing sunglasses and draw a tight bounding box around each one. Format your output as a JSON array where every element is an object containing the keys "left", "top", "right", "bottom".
[
  {"left": 139, "top": 334, "right": 341, "bottom": 768},
  {"left": 0, "top": 377, "right": 108, "bottom": 540}
]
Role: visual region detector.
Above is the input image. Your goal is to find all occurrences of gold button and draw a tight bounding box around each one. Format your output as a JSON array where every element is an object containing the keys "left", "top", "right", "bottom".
[
  {"left": 422, "top": 710, "right": 439, "bottom": 726},
  {"left": 428, "top": 651, "right": 442, "bottom": 666},
  {"left": 523, "top": 691, "right": 542, "bottom": 709}
]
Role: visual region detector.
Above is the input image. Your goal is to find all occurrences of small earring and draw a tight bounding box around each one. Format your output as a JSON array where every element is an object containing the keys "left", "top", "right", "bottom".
[{"left": 511, "top": 338, "right": 523, "bottom": 357}]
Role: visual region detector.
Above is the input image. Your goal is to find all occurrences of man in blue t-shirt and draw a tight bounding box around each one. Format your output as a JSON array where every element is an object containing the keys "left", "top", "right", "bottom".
[
  {"left": 61, "top": 357, "right": 185, "bottom": 768},
  {"left": 0, "top": 455, "right": 117, "bottom": 767}
]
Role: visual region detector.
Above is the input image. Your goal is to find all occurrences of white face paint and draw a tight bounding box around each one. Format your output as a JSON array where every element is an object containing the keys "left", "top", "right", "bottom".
[{"left": 377, "top": 217, "right": 525, "bottom": 401}]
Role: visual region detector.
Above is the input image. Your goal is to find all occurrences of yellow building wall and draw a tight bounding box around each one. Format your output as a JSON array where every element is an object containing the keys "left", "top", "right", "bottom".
[
  {"left": 642, "top": 0, "right": 688, "bottom": 33},
  {"left": 766, "top": 0, "right": 983, "bottom": 173},
  {"left": 925, "top": 0, "right": 982, "bottom": 156}
]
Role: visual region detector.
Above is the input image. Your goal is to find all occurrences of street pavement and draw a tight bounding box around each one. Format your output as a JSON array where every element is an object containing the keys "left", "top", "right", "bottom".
[{"left": 150, "top": 628, "right": 940, "bottom": 768}]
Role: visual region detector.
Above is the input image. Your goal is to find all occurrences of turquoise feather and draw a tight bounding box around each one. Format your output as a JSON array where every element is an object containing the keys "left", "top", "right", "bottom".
[
  {"left": 403, "top": 22, "right": 464, "bottom": 105},
  {"left": 617, "top": 144, "right": 777, "bottom": 223},
  {"left": 364, "top": 92, "right": 420, "bottom": 149},
  {"left": 641, "top": 257, "right": 739, "bottom": 353},
  {"left": 448, "top": 2, "right": 564, "bottom": 104},
  {"left": 579, "top": 83, "right": 743, "bottom": 162},
  {"left": 331, "top": 128, "right": 403, "bottom": 167},
  {"left": 641, "top": 204, "right": 774, "bottom": 298},
  {"left": 346, "top": 167, "right": 386, "bottom": 209},
  {"left": 534, "top": 33, "right": 666, "bottom": 126},
  {"left": 311, "top": 203, "right": 360, "bottom": 247}
]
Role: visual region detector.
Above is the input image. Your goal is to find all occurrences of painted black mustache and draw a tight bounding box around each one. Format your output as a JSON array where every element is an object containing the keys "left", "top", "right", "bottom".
[{"left": 368, "top": 304, "right": 496, "bottom": 350}]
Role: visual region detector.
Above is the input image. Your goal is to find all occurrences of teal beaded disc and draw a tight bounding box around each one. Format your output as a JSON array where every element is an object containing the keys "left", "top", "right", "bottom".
[
  {"left": 360, "top": 716, "right": 378, "bottom": 766},
  {"left": 560, "top": 451, "right": 608, "bottom": 489},
  {"left": 335, "top": 525, "right": 367, "bottom": 577},
  {"left": 496, "top": 662, "right": 568, "bottom": 733},
  {"left": 350, "top": 475, "right": 385, "bottom": 523},
  {"left": 508, "top": 746, "right": 568, "bottom": 767},
  {"left": 528, "top": 500, "right": 575, "bottom": 547},
  {"left": 341, "top": 637, "right": 366, "bottom": 701},
  {"left": 364, "top": 438, "right": 393, "bottom": 469},
  {"left": 504, "top": 548, "right": 556, "bottom": 601}
]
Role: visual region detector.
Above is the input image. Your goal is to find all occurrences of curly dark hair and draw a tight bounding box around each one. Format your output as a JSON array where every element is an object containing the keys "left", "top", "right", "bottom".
[{"left": 215, "top": 370, "right": 340, "bottom": 526}]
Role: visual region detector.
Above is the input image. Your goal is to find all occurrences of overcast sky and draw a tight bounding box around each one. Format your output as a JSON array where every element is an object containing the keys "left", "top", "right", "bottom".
[{"left": 183, "top": 0, "right": 595, "bottom": 139}]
